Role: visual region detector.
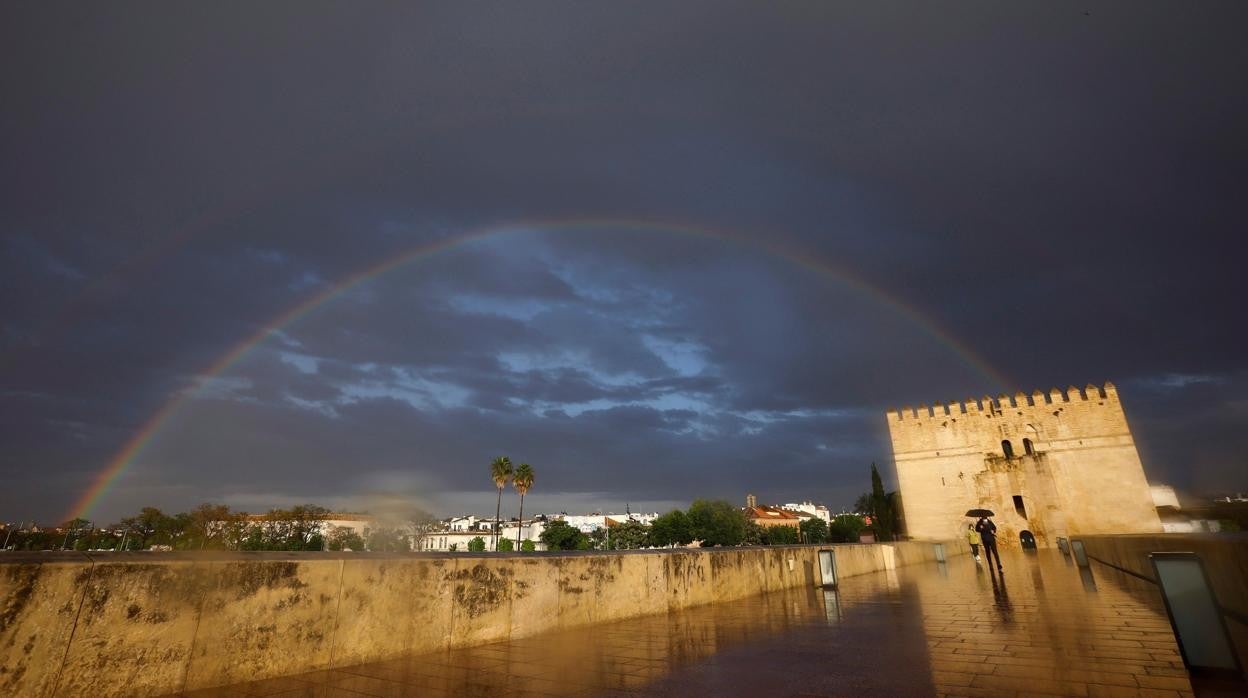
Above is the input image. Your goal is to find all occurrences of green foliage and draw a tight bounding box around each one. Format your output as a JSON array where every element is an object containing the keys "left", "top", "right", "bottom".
[
  {"left": 870, "top": 463, "right": 896, "bottom": 542},
  {"left": 886, "top": 492, "right": 902, "bottom": 538},
  {"left": 513, "top": 463, "right": 534, "bottom": 494},
  {"left": 520, "top": 539, "right": 536, "bottom": 552},
  {"left": 589, "top": 527, "right": 608, "bottom": 550},
  {"left": 490, "top": 455, "right": 514, "bottom": 548},
  {"left": 540, "top": 519, "right": 589, "bottom": 551},
  {"left": 608, "top": 520, "right": 651, "bottom": 550},
  {"left": 496, "top": 537, "right": 514, "bottom": 552},
  {"left": 118, "top": 507, "right": 175, "bottom": 549},
  {"left": 490, "top": 456, "right": 514, "bottom": 489},
  {"left": 449, "top": 543, "right": 459, "bottom": 552},
  {"left": 512, "top": 462, "right": 535, "bottom": 552},
  {"left": 367, "top": 527, "right": 410, "bottom": 552},
  {"left": 829, "top": 514, "right": 866, "bottom": 543},
  {"left": 687, "top": 499, "right": 747, "bottom": 547},
  {"left": 326, "top": 526, "right": 365, "bottom": 551},
  {"left": 799, "top": 517, "right": 829, "bottom": 544},
  {"left": 232, "top": 505, "right": 330, "bottom": 551},
  {"left": 853, "top": 492, "right": 873, "bottom": 515},
  {"left": 467, "top": 536, "right": 487, "bottom": 552},
  {"left": 761, "top": 524, "right": 799, "bottom": 545},
  {"left": 649, "top": 510, "right": 692, "bottom": 547},
  {"left": 408, "top": 508, "right": 440, "bottom": 552},
  {"left": 184, "top": 503, "right": 232, "bottom": 550},
  {"left": 742, "top": 521, "right": 764, "bottom": 546}
]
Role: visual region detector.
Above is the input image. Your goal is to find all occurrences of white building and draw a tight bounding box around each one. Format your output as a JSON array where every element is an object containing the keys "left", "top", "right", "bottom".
[
  {"left": 421, "top": 518, "right": 546, "bottom": 552},
  {"left": 447, "top": 515, "right": 481, "bottom": 532},
  {"left": 557, "top": 512, "right": 658, "bottom": 533},
  {"left": 1149, "top": 484, "right": 1223, "bottom": 534},
  {"left": 1149, "top": 485, "right": 1181, "bottom": 510},
  {"left": 320, "top": 514, "right": 378, "bottom": 537},
  {"left": 782, "top": 502, "right": 831, "bottom": 524}
]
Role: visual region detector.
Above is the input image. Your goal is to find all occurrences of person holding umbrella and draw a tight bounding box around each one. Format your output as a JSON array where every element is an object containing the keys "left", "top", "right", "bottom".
[{"left": 967, "top": 509, "right": 1003, "bottom": 572}]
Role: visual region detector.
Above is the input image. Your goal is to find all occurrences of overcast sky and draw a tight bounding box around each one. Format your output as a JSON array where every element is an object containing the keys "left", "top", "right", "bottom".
[{"left": 3, "top": 3, "right": 1246, "bottom": 524}]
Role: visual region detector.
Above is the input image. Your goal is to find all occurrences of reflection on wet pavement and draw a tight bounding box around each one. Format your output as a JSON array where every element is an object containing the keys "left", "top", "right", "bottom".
[
  {"left": 182, "top": 550, "right": 1195, "bottom": 697},
  {"left": 919, "top": 553, "right": 1194, "bottom": 697}
]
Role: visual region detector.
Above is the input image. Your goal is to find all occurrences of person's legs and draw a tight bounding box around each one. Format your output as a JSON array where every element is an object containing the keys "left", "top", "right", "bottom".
[
  {"left": 985, "top": 539, "right": 1002, "bottom": 570},
  {"left": 970, "top": 543, "right": 980, "bottom": 561}
]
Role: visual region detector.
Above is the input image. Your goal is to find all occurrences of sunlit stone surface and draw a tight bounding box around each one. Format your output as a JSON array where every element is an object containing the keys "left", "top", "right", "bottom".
[{"left": 185, "top": 550, "right": 1194, "bottom": 697}]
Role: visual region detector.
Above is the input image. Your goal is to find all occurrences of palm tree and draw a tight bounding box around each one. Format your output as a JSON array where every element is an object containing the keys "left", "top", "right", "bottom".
[
  {"left": 513, "top": 463, "right": 534, "bottom": 549},
  {"left": 490, "top": 456, "right": 513, "bottom": 550}
]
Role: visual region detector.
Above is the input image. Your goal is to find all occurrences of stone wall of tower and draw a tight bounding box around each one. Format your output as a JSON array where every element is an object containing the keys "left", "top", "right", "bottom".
[{"left": 885, "top": 382, "right": 1162, "bottom": 549}]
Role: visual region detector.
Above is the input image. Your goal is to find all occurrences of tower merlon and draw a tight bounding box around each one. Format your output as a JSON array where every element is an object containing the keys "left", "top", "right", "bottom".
[{"left": 893, "top": 381, "right": 1126, "bottom": 424}]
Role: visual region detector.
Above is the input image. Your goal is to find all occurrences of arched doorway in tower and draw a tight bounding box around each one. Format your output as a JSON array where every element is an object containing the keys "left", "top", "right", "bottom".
[{"left": 1019, "top": 530, "right": 1037, "bottom": 550}]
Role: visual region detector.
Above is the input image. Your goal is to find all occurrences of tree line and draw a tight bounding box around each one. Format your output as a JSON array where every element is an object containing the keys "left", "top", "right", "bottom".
[
  {"left": 1, "top": 504, "right": 440, "bottom": 552},
  {"left": 533, "top": 500, "right": 873, "bottom": 551}
]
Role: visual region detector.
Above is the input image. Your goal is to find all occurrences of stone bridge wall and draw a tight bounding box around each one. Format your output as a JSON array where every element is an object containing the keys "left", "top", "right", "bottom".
[
  {"left": 1, "top": 541, "right": 958, "bottom": 697},
  {"left": 1077, "top": 533, "right": 1248, "bottom": 669}
]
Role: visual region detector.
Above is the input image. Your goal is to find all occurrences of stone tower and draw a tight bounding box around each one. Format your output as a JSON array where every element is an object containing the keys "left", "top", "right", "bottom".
[{"left": 885, "top": 382, "right": 1161, "bottom": 549}]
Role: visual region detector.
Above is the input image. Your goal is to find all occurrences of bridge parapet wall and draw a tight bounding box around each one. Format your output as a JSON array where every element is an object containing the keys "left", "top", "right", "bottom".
[
  {"left": 1077, "top": 533, "right": 1248, "bottom": 671},
  {"left": 1, "top": 541, "right": 959, "bottom": 696}
]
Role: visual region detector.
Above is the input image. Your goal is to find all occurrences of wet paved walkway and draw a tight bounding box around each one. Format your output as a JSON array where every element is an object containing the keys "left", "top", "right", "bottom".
[{"left": 183, "top": 550, "right": 1198, "bottom": 697}]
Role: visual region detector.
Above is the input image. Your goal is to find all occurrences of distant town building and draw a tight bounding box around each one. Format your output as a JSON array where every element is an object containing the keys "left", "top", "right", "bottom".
[
  {"left": 1149, "top": 484, "right": 1224, "bottom": 533},
  {"left": 782, "top": 501, "right": 831, "bottom": 523},
  {"left": 744, "top": 494, "right": 801, "bottom": 529},
  {"left": 447, "top": 515, "right": 482, "bottom": 532},
  {"left": 420, "top": 524, "right": 545, "bottom": 552},
  {"left": 317, "top": 513, "right": 377, "bottom": 537},
  {"left": 886, "top": 382, "right": 1162, "bottom": 549},
  {"left": 1149, "top": 485, "right": 1181, "bottom": 510},
  {"left": 558, "top": 512, "right": 658, "bottom": 533}
]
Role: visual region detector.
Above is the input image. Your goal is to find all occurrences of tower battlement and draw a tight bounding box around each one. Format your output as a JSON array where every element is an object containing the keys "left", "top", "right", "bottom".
[{"left": 886, "top": 381, "right": 1119, "bottom": 421}]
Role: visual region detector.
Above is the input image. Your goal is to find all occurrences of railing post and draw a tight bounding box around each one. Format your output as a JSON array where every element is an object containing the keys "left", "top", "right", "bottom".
[{"left": 1071, "top": 539, "right": 1089, "bottom": 568}]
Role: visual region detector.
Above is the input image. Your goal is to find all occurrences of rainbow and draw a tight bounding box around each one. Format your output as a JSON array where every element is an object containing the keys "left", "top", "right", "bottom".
[{"left": 64, "top": 219, "right": 1009, "bottom": 521}]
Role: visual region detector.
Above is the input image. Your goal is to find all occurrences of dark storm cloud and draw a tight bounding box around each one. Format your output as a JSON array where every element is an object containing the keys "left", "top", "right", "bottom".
[{"left": 2, "top": 2, "right": 1246, "bottom": 522}]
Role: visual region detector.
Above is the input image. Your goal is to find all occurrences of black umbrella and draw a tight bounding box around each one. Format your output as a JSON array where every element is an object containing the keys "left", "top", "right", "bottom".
[{"left": 966, "top": 509, "right": 995, "bottom": 518}]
